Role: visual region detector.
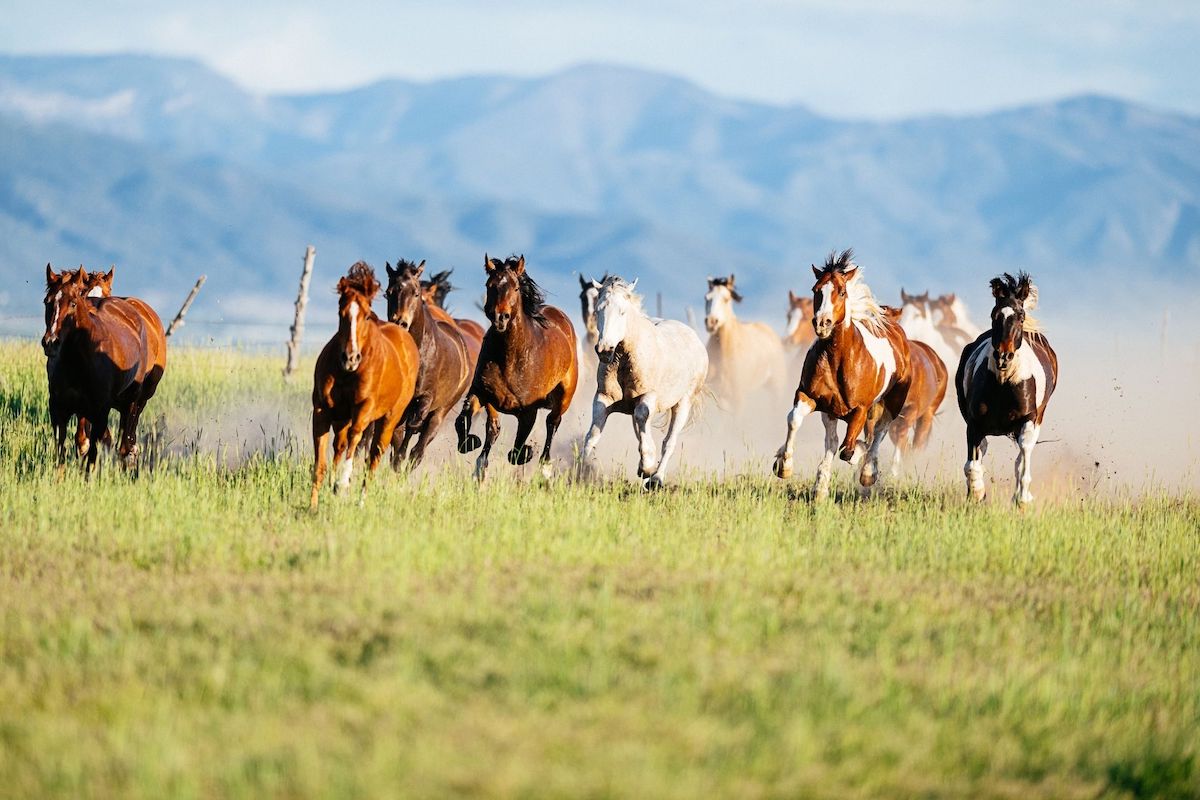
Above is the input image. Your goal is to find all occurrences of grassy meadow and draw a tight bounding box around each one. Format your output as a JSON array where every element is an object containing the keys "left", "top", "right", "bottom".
[{"left": 0, "top": 340, "right": 1197, "bottom": 799}]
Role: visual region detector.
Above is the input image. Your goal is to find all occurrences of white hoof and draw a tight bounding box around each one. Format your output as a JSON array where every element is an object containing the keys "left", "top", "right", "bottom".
[{"left": 773, "top": 450, "right": 793, "bottom": 479}]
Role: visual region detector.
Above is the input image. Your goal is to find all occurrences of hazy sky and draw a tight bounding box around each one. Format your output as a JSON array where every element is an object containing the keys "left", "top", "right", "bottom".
[{"left": 3, "top": 0, "right": 1197, "bottom": 118}]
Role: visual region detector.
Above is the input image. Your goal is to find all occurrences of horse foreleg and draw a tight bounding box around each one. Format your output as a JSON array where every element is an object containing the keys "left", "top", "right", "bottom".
[
  {"left": 813, "top": 413, "right": 839, "bottom": 500},
  {"left": 455, "top": 394, "right": 483, "bottom": 453},
  {"left": 362, "top": 414, "right": 402, "bottom": 506},
  {"left": 509, "top": 409, "right": 538, "bottom": 466},
  {"left": 964, "top": 426, "right": 987, "bottom": 501},
  {"left": 474, "top": 404, "right": 501, "bottom": 482},
  {"left": 52, "top": 414, "right": 70, "bottom": 477},
  {"left": 85, "top": 410, "right": 108, "bottom": 477},
  {"left": 840, "top": 406, "right": 869, "bottom": 464},
  {"left": 1014, "top": 420, "right": 1040, "bottom": 506},
  {"left": 581, "top": 394, "right": 614, "bottom": 477},
  {"left": 632, "top": 395, "right": 658, "bottom": 480},
  {"left": 649, "top": 396, "right": 690, "bottom": 490},
  {"left": 75, "top": 418, "right": 90, "bottom": 460},
  {"left": 773, "top": 390, "right": 815, "bottom": 479},
  {"left": 310, "top": 408, "right": 332, "bottom": 510}
]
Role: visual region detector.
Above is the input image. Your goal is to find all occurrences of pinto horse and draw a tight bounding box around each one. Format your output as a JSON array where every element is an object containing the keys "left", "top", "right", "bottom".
[
  {"left": 704, "top": 275, "right": 787, "bottom": 413},
  {"left": 957, "top": 272, "right": 1058, "bottom": 505},
  {"left": 384, "top": 259, "right": 472, "bottom": 466},
  {"left": 454, "top": 254, "right": 578, "bottom": 481},
  {"left": 772, "top": 250, "right": 912, "bottom": 498},
  {"left": 311, "top": 263, "right": 419, "bottom": 508},
  {"left": 888, "top": 339, "right": 947, "bottom": 476},
  {"left": 930, "top": 292, "right": 982, "bottom": 352},
  {"left": 42, "top": 265, "right": 167, "bottom": 473}
]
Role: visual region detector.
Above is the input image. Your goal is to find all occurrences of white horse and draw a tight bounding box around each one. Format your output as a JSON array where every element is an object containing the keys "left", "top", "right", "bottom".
[
  {"left": 704, "top": 275, "right": 787, "bottom": 413},
  {"left": 582, "top": 277, "right": 708, "bottom": 489},
  {"left": 897, "top": 289, "right": 958, "bottom": 387}
]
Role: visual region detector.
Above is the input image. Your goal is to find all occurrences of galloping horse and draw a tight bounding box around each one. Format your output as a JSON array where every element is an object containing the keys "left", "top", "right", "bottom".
[
  {"left": 957, "top": 272, "right": 1058, "bottom": 505},
  {"left": 420, "top": 268, "right": 485, "bottom": 361},
  {"left": 581, "top": 276, "right": 707, "bottom": 489},
  {"left": 888, "top": 339, "right": 947, "bottom": 476},
  {"left": 704, "top": 275, "right": 787, "bottom": 413},
  {"left": 42, "top": 264, "right": 167, "bottom": 473},
  {"left": 384, "top": 259, "right": 472, "bottom": 466},
  {"left": 311, "top": 263, "right": 418, "bottom": 508},
  {"left": 898, "top": 289, "right": 957, "bottom": 375},
  {"left": 455, "top": 255, "right": 578, "bottom": 481},
  {"left": 772, "top": 250, "right": 912, "bottom": 498},
  {"left": 930, "top": 292, "right": 982, "bottom": 352}
]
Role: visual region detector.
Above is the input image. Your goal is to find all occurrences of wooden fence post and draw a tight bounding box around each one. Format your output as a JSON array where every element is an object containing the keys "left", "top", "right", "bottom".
[
  {"left": 164, "top": 275, "right": 206, "bottom": 338},
  {"left": 284, "top": 245, "right": 316, "bottom": 378}
]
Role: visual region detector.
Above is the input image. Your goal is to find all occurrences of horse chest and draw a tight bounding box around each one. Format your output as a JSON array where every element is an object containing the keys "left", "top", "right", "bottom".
[{"left": 969, "top": 373, "right": 1037, "bottom": 432}]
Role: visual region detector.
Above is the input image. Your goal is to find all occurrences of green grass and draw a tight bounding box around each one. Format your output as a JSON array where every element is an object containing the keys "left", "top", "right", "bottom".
[{"left": 1, "top": 340, "right": 1197, "bottom": 799}]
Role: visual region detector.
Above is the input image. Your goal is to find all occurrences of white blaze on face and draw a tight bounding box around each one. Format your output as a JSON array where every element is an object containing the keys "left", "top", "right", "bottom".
[
  {"left": 347, "top": 302, "right": 360, "bottom": 358},
  {"left": 813, "top": 284, "right": 835, "bottom": 329},
  {"left": 854, "top": 321, "right": 897, "bottom": 402},
  {"left": 705, "top": 286, "right": 733, "bottom": 330}
]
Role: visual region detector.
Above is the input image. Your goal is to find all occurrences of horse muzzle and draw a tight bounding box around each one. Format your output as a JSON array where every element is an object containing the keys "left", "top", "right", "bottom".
[
  {"left": 341, "top": 352, "right": 362, "bottom": 372},
  {"left": 41, "top": 335, "right": 60, "bottom": 358},
  {"left": 813, "top": 317, "right": 834, "bottom": 339},
  {"left": 704, "top": 317, "right": 719, "bottom": 333},
  {"left": 493, "top": 312, "right": 511, "bottom": 333}
]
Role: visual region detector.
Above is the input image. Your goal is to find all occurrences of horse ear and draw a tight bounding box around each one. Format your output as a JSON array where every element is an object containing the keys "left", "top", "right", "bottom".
[
  {"left": 579, "top": 274, "right": 588, "bottom": 289},
  {"left": 484, "top": 253, "right": 494, "bottom": 273},
  {"left": 416, "top": 259, "right": 425, "bottom": 277},
  {"left": 990, "top": 278, "right": 1007, "bottom": 299},
  {"left": 842, "top": 266, "right": 859, "bottom": 283},
  {"left": 948, "top": 292, "right": 956, "bottom": 303},
  {"left": 514, "top": 255, "right": 526, "bottom": 275},
  {"left": 728, "top": 273, "right": 736, "bottom": 286},
  {"left": 811, "top": 264, "right": 821, "bottom": 280},
  {"left": 46, "top": 263, "right": 57, "bottom": 283},
  {"left": 900, "top": 288, "right": 909, "bottom": 302},
  {"left": 788, "top": 289, "right": 797, "bottom": 303},
  {"left": 385, "top": 262, "right": 395, "bottom": 278}
]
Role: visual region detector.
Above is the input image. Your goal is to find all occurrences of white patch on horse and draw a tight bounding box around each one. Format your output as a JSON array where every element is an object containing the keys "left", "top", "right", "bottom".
[
  {"left": 853, "top": 320, "right": 896, "bottom": 402},
  {"left": 815, "top": 284, "right": 835, "bottom": 329},
  {"left": 963, "top": 342, "right": 989, "bottom": 395},
  {"left": 999, "top": 306, "right": 1015, "bottom": 319},
  {"left": 348, "top": 303, "right": 359, "bottom": 356},
  {"left": 86, "top": 286, "right": 104, "bottom": 298}
]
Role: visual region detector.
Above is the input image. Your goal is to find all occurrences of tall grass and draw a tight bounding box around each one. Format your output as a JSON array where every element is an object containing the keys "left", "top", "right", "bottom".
[{"left": 0, "top": 340, "right": 1196, "bottom": 799}]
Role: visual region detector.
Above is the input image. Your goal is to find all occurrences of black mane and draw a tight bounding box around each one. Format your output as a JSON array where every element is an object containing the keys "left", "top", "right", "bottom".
[
  {"left": 990, "top": 271, "right": 1034, "bottom": 303},
  {"left": 494, "top": 255, "right": 548, "bottom": 326},
  {"left": 422, "top": 269, "right": 455, "bottom": 308},
  {"left": 817, "top": 248, "right": 856, "bottom": 277}
]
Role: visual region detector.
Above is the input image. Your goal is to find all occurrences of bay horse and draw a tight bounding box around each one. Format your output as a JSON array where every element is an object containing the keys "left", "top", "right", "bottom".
[
  {"left": 454, "top": 254, "right": 578, "bottom": 481},
  {"left": 581, "top": 276, "right": 707, "bottom": 489},
  {"left": 772, "top": 250, "right": 912, "bottom": 499},
  {"left": 703, "top": 275, "right": 787, "bottom": 413},
  {"left": 420, "top": 268, "right": 485, "bottom": 361},
  {"left": 384, "top": 258, "right": 472, "bottom": 466},
  {"left": 887, "top": 339, "right": 947, "bottom": 476},
  {"left": 42, "top": 264, "right": 167, "bottom": 473},
  {"left": 957, "top": 272, "right": 1058, "bottom": 505},
  {"left": 311, "top": 263, "right": 419, "bottom": 509}
]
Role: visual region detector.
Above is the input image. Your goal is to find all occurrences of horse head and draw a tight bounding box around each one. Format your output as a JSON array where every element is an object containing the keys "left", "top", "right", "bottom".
[
  {"left": 931, "top": 293, "right": 957, "bottom": 325},
  {"left": 594, "top": 276, "right": 639, "bottom": 363},
  {"left": 988, "top": 272, "right": 1037, "bottom": 375},
  {"left": 42, "top": 264, "right": 88, "bottom": 358},
  {"left": 87, "top": 267, "right": 114, "bottom": 298},
  {"left": 579, "top": 273, "right": 605, "bottom": 346},
  {"left": 335, "top": 262, "right": 380, "bottom": 373},
  {"left": 811, "top": 249, "right": 858, "bottom": 339},
  {"left": 421, "top": 269, "right": 454, "bottom": 309},
  {"left": 704, "top": 275, "right": 742, "bottom": 333},
  {"left": 785, "top": 289, "right": 813, "bottom": 337},
  {"left": 484, "top": 254, "right": 527, "bottom": 333},
  {"left": 384, "top": 258, "right": 426, "bottom": 331}
]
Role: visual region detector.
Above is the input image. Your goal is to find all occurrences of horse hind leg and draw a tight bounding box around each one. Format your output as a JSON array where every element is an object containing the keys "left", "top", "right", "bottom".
[
  {"left": 455, "top": 395, "right": 483, "bottom": 454},
  {"left": 537, "top": 385, "right": 572, "bottom": 477},
  {"left": 631, "top": 396, "right": 659, "bottom": 483},
  {"left": 409, "top": 405, "right": 452, "bottom": 467},
  {"left": 859, "top": 410, "right": 894, "bottom": 491},
  {"left": 887, "top": 412, "right": 912, "bottom": 478},
  {"left": 812, "top": 413, "right": 839, "bottom": 500},
  {"left": 648, "top": 397, "right": 690, "bottom": 490}
]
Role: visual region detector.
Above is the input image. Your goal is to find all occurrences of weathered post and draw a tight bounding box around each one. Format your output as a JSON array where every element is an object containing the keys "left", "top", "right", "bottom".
[
  {"left": 164, "top": 275, "right": 206, "bottom": 338},
  {"left": 284, "top": 245, "right": 315, "bottom": 379}
]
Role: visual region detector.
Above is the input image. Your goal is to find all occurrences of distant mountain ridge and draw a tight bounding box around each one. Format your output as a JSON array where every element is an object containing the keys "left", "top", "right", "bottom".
[{"left": 0, "top": 53, "right": 1197, "bottom": 339}]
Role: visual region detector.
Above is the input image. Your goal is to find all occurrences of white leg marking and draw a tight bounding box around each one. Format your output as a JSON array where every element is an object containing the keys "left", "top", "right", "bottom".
[
  {"left": 1014, "top": 421, "right": 1040, "bottom": 505},
  {"left": 813, "top": 413, "right": 839, "bottom": 499},
  {"left": 335, "top": 456, "right": 353, "bottom": 491},
  {"left": 773, "top": 397, "right": 814, "bottom": 479}
]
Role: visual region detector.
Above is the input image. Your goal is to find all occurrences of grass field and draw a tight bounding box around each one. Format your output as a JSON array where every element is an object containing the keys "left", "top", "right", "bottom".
[{"left": 1, "top": 341, "right": 1197, "bottom": 799}]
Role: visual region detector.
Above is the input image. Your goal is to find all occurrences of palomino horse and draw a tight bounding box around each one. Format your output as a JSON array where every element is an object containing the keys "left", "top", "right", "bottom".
[
  {"left": 42, "top": 265, "right": 167, "bottom": 473},
  {"left": 455, "top": 254, "right": 578, "bottom": 481},
  {"left": 930, "top": 292, "right": 982, "bottom": 352},
  {"left": 957, "top": 272, "right": 1058, "bottom": 505},
  {"left": 887, "top": 339, "right": 947, "bottom": 476},
  {"left": 783, "top": 289, "right": 816, "bottom": 369},
  {"left": 311, "top": 263, "right": 418, "bottom": 508},
  {"left": 772, "top": 250, "right": 912, "bottom": 498},
  {"left": 897, "top": 289, "right": 958, "bottom": 376},
  {"left": 704, "top": 275, "right": 787, "bottom": 413},
  {"left": 581, "top": 276, "right": 707, "bottom": 489},
  {"left": 384, "top": 259, "right": 472, "bottom": 466}
]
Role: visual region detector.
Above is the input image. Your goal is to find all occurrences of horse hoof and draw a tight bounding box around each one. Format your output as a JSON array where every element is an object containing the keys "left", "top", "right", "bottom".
[
  {"left": 642, "top": 474, "right": 664, "bottom": 491},
  {"left": 508, "top": 445, "right": 534, "bottom": 466},
  {"left": 773, "top": 455, "right": 792, "bottom": 480},
  {"left": 459, "top": 434, "right": 481, "bottom": 454}
]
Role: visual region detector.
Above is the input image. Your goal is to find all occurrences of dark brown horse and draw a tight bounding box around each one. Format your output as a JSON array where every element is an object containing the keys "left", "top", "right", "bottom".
[
  {"left": 311, "top": 263, "right": 419, "bottom": 508},
  {"left": 384, "top": 258, "right": 472, "bottom": 466},
  {"left": 887, "top": 339, "right": 947, "bottom": 475},
  {"left": 454, "top": 254, "right": 578, "bottom": 481},
  {"left": 420, "top": 268, "right": 485, "bottom": 363},
  {"left": 772, "top": 249, "right": 912, "bottom": 498},
  {"left": 957, "top": 272, "right": 1058, "bottom": 505},
  {"left": 42, "top": 265, "right": 167, "bottom": 473}
]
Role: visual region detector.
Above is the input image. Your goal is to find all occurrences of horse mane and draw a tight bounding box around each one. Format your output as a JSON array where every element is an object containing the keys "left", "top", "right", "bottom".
[
  {"left": 817, "top": 249, "right": 889, "bottom": 334},
  {"left": 598, "top": 275, "right": 644, "bottom": 312},
  {"left": 990, "top": 271, "right": 1042, "bottom": 333},
  {"left": 340, "top": 261, "right": 381, "bottom": 302},
  {"left": 422, "top": 269, "right": 454, "bottom": 306}
]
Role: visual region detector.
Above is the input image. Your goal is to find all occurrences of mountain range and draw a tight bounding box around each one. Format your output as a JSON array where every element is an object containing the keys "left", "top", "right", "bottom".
[{"left": 1, "top": 53, "right": 1198, "bottom": 340}]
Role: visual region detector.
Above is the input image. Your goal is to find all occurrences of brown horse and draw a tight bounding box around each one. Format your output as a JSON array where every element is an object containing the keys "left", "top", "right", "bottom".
[
  {"left": 454, "top": 254, "right": 578, "bottom": 481},
  {"left": 957, "top": 272, "right": 1058, "bottom": 505},
  {"left": 311, "top": 263, "right": 419, "bottom": 508},
  {"left": 887, "top": 339, "right": 947, "bottom": 476},
  {"left": 384, "top": 258, "right": 472, "bottom": 466},
  {"left": 772, "top": 249, "right": 912, "bottom": 499},
  {"left": 420, "top": 268, "right": 485, "bottom": 363},
  {"left": 783, "top": 289, "right": 816, "bottom": 371},
  {"left": 42, "top": 265, "right": 167, "bottom": 473}
]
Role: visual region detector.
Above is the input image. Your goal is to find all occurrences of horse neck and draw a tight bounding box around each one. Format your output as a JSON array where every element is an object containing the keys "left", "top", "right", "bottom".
[
  {"left": 618, "top": 304, "right": 652, "bottom": 350},
  {"left": 408, "top": 300, "right": 431, "bottom": 346},
  {"left": 63, "top": 295, "right": 98, "bottom": 341},
  {"left": 494, "top": 309, "right": 536, "bottom": 354}
]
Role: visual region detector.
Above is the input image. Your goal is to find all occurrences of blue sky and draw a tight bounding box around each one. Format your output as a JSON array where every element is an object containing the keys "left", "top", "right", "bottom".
[{"left": 2, "top": 0, "right": 1197, "bottom": 118}]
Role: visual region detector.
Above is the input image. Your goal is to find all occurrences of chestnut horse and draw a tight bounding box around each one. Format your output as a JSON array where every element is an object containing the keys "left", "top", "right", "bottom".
[
  {"left": 704, "top": 274, "right": 787, "bottom": 413},
  {"left": 888, "top": 339, "right": 947, "bottom": 476},
  {"left": 957, "top": 272, "right": 1058, "bottom": 505},
  {"left": 311, "top": 263, "right": 419, "bottom": 508},
  {"left": 42, "top": 265, "right": 167, "bottom": 473},
  {"left": 384, "top": 258, "right": 472, "bottom": 466},
  {"left": 455, "top": 254, "right": 578, "bottom": 481},
  {"left": 772, "top": 250, "right": 912, "bottom": 499}
]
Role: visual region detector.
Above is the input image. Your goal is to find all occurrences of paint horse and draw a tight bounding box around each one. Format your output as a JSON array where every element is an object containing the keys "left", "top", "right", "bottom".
[
  {"left": 384, "top": 259, "right": 472, "bottom": 466},
  {"left": 311, "top": 263, "right": 418, "bottom": 508},
  {"left": 704, "top": 275, "right": 787, "bottom": 413},
  {"left": 42, "top": 264, "right": 167, "bottom": 473},
  {"left": 957, "top": 272, "right": 1058, "bottom": 505},
  {"left": 581, "top": 276, "right": 707, "bottom": 489},
  {"left": 455, "top": 255, "right": 578, "bottom": 481},
  {"left": 772, "top": 250, "right": 912, "bottom": 498},
  {"left": 930, "top": 292, "right": 982, "bottom": 352}
]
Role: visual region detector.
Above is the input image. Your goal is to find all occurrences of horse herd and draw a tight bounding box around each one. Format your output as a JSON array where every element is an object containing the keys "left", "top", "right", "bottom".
[{"left": 37, "top": 249, "right": 1058, "bottom": 508}]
